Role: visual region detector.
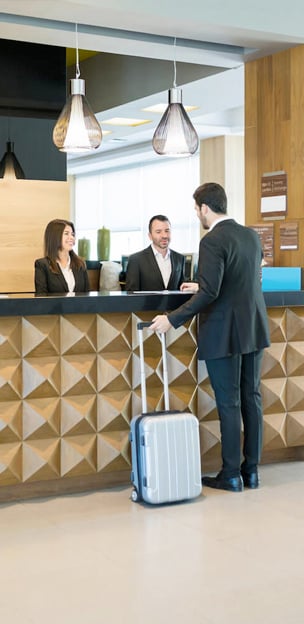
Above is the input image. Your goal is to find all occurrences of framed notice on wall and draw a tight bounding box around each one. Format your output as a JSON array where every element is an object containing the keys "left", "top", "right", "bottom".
[
  {"left": 249, "top": 223, "right": 274, "bottom": 266},
  {"left": 279, "top": 222, "right": 299, "bottom": 250},
  {"left": 261, "top": 171, "right": 287, "bottom": 217}
]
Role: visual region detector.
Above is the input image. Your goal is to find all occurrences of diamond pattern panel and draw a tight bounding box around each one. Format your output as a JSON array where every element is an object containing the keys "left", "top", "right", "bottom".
[
  {"left": 1, "top": 307, "right": 304, "bottom": 493},
  {"left": 61, "top": 354, "right": 97, "bottom": 396},
  {"left": 267, "top": 309, "right": 287, "bottom": 343},
  {"left": 97, "top": 431, "right": 130, "bottom": 472},
  {"left": 60, "top": 314, "right": 97, "bottom": 355},
  {"left": 199, "top": 421, "right": 221, "bottom": 457},
  {"left": 263, "top": 413, "right": 287, "bottom": 450},
  {"left": 61, "top": 435, "right": 97, "bottom": 477},
  {"left": 286, "top": 412, "right": 304, "bottom": 447},
  {"left": 97, "top": 313, "right": 132, "bottom": 352},
  {"left": 286, "top": 342, "right": 304, "bottom": 376},
  {"left": 261, "top": 342, "right": 287, "bottom": 378},
  {"left": 0, "top": 401, "right": 22, "bottom": 443},
  {"left": 97, "top": 391, "right": 132, "bottom": 431},
  {"left": 97, "top": 352, "right": 132, "bottom": 392},
  {"left": 23, "top": 397, "right": 60, "bottom": 439},
  {"left": 23, "top": 357, "right": 61, "bottom": 399},
  {"left": 0, "top": 442, "right": 22, "bottom": 485},
  {"left": 0, "top": 360, "right": 22, "bottom": 400},
  {"left": 286, "top": 308, "right": 304, "bottom": 341},
  {"left": 260, "top": 377, "right": 287, "bottom": 413},
  {"left": 23, "top": 439, "right": 60, "bottom": 482},
  {"left": 0, "top": 317, "right": 22, "bottom": 358},
  {"left": 61, "top": 395, "right": 97, "bottom": 436},
  {"left": 22, "top": 316, "right": 60, "bottom": 357}
]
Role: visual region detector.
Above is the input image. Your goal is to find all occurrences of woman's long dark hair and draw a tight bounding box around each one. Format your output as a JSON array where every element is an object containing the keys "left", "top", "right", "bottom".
[{"left": 44, "top": 219, "right": 85, "bottom": 274}]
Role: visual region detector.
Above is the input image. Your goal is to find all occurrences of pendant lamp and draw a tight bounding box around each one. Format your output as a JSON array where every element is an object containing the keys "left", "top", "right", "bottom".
[
  {"left": 53, "top": 24, "right": 102, "bottom": 153},
  {"left": 152, "top": 38, "right": 199, "bottom": 157},
  {"left": 0, "top": 141, "right": 25, "bottom": 179}
]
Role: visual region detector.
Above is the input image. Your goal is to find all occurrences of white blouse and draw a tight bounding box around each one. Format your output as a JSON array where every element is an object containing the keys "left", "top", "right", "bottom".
[{"left": 58, "top": 257, "right": 75, "bottom": 292}]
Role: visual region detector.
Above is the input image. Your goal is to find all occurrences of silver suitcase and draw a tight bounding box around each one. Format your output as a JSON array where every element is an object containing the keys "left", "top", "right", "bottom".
[{"left": 130, "top": 322, "right": 202, "bottom": 504}]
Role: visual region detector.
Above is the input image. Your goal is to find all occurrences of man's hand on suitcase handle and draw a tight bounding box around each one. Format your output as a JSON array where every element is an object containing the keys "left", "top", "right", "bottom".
[{"left": 150, "top": 315, "right": 172, "bottom": 333}]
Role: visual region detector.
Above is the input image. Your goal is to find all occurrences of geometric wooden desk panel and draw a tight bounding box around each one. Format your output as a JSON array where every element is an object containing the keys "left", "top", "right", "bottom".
[{"left": 0, "top": 294, "right": 303, "bottom": 500}]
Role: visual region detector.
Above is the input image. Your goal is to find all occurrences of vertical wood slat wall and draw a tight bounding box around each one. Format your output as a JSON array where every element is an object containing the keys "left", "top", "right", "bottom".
[
  {"left": 0, "top": 180, "right": 69, "bottom": 292},
  {"left": 245, "top": 45, "right": 304, "bottom": 267},
  {"left": 200, "top": 136, "right": 245, "bottom": 224}
]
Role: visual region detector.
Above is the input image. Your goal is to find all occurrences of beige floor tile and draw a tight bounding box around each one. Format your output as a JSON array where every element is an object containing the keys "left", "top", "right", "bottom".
[{"left": 0, "top": 462, "right": 304, "bottom": 624}]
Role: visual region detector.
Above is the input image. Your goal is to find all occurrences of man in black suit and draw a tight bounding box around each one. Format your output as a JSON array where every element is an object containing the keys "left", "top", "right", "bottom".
[
  {"left": 125, "top": 215, "right": 185, "bottom": 291},
  {"left": 150, "top": 183, "right": 270, "bottom": 493}
]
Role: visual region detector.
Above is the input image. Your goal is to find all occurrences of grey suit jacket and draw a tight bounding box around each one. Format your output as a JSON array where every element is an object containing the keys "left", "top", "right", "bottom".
[
  {"left": 34, "top": 257, "right": 90, "bottom": 294},
  {"left": 125, "top": 246, "right": 185, "bottom": 291},
  {"left": 168, "top": 219, "right": 270, "bottom": 360}
]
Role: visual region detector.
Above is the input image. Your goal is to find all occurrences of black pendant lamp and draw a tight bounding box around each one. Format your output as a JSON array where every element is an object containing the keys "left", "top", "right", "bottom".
[{"left": 0, "top": 141, "right": 25, "bottom": 179}]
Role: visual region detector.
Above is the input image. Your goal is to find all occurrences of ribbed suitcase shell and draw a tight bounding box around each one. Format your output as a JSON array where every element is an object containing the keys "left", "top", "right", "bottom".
[
  {"left": 130, "top": 322, "right": 202, "bottom": 504},
  {"left": 130, "top": 411, "right": 202, "bottom": 504}
]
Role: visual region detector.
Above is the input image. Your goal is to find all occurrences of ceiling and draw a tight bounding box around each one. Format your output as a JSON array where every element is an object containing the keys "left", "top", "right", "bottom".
[{"left": 0, "top": 1, "right": 303, "bottom": 173}]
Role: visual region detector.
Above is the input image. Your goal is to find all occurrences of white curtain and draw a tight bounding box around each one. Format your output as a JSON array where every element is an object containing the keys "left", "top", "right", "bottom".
[{"left": 73, "top": 154, "right": 200, "bottom": 261}]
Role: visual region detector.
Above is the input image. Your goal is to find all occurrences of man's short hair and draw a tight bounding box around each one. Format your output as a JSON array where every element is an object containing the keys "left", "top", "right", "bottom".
[
  {"left": 193, "top": 182, "right": 227, "bottom": 214},
  {"left": 148, "top": 215, "right": 171, "bottom": 233}
]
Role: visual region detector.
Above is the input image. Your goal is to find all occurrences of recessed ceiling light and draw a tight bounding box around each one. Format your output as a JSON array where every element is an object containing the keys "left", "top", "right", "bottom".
[
  {"left": 142, "top": 103, "right": 199, "bottom": 113},
  {"left": 102, "top": 117, "right": 152, "bottom": 127}
]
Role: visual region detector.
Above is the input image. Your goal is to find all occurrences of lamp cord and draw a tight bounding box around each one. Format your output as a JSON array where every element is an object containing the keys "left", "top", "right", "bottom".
[
  {"left": 173, "top": 36, "right": 177, "bottom": 88},
  {"left": 75, "top": 23, "right": 80, "bottom": 79}
]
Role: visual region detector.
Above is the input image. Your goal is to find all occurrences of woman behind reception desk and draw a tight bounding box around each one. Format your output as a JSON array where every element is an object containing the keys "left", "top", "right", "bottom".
[{"left": 34, "top": 219, "right": 90, "bottom": 294}]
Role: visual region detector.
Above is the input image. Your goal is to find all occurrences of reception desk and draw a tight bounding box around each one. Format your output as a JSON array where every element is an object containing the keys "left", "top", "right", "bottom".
[{"left": 0, "top": 289, "right": 303, "bottom": 501}]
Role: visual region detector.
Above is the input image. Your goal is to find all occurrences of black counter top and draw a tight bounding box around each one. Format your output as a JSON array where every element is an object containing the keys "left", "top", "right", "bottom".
[
  {"left": 263, "top": 290, "right": 304, "bottom": 306},
  {"left": 0, "top": 290, "right": 194, "bottom": 317},
  {"left": 0, "top": 289, "right": 302, "bottom": 317}
]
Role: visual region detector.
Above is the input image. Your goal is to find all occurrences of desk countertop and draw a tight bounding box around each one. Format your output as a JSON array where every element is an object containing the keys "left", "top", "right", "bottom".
[{"left": 0, "top": 289, "right": 302, "bottom": 317}]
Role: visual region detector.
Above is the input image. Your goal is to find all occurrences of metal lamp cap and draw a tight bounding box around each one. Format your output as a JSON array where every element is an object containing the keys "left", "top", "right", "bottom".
[
  {"left": 70, "top": 78, "right": 86, "bottom": 96},
  {"left": 168, "top": 88, "right": 183, "bottom": 104}
]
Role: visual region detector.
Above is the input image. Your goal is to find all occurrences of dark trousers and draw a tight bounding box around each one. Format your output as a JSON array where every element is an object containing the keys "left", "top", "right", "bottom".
[{"left": 205, "top": 350, "right": 264, "bottom": 478}]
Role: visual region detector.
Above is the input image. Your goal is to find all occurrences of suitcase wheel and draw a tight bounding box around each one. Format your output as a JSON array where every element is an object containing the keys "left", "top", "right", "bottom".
[{"left": 131, "top": 488, "right": 139, "bottom": 502}]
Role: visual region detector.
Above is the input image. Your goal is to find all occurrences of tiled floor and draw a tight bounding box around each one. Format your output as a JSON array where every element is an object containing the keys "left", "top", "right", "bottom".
[{"left": 1, "top": 462, "right": 304, "bottom": 624}]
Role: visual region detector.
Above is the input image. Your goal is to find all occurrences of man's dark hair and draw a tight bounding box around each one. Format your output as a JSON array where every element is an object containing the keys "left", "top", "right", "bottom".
[
  {"left": 193, "top": 182, "right": 227, "bottom": 214},
  {"left": 148, "top": 214, "right": 171, "bottom": 233}
]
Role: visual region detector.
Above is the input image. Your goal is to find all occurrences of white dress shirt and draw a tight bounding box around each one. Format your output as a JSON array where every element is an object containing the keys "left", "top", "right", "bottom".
[{"left": 151, "top": 244, "right": 172, "bottom": 288}]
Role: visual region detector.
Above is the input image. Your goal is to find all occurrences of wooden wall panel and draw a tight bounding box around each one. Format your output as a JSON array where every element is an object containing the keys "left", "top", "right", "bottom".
[
  {"left": 0, "top": 179, "right": 69, "bottom": 292},
  {"left": 245, "top": 45, "right": 304, "bottom": 267},
  {"left": 200, "top": 136, "right": 225, "bottom": 186},
  {"left": 200, "top": 135, "right": 244, "bottom": 223}
]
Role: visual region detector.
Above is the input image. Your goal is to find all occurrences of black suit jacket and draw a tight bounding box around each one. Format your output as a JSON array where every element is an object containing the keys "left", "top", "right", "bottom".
[
  {"left": 34, "top": 257, "right": 90, "bottom": 294},
  {"left": 125, "top": 246, "right": 185, "bottom": 291},
  {"left": 168, "top": 220, "right": 270, "bottom": 360}
]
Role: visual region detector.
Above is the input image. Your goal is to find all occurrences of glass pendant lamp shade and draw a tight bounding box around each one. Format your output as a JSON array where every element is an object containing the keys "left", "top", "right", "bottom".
[
  {"left": 53, "top": 78, "right": 102, "bottom": 153},
  {"left": 152, "top": 88, "right": 199, "bottom": 156},
  {"left": 0, "top": 141, "right": 25, "bottom": 179}
]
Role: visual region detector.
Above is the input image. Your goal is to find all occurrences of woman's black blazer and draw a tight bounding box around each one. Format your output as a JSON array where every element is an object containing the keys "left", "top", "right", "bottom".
[{"left": 34, "top": 257, "right": 90, "bottom": 294}]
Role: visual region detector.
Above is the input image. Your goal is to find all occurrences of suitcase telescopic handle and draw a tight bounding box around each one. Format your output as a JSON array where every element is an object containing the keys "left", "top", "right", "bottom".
[
  {"left": 137, "top": 322, "right": 153, "bottom": 330},
  {"left": 137, "top": 322, "right": 170, "bottom": 412}
]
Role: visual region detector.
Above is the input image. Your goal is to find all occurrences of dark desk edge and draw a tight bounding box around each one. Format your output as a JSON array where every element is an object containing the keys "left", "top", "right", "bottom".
[{"left": 0, "top": 290, "right": 302, "bottom": 317}]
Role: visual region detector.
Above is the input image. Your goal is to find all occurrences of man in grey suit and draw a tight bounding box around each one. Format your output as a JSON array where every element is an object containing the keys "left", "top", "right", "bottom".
[
  {"left": 125, "top": 215, "right": 185, "bottom": 291},
  {"left": 150, "top": 182, "right": 270, "bottom": 493}
]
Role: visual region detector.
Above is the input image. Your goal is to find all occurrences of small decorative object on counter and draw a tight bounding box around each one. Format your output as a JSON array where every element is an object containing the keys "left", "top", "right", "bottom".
[
  {"left": 97, "top": 227, "right": 110, "bottom": 261},
  {"left": 78, "top": 237, "right": 91, "bottom": 260}
]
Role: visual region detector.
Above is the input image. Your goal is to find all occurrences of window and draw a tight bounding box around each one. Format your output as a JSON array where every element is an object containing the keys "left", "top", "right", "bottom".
[{"left": 73, "top": 154, "right": 200, "bottom": 261}]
